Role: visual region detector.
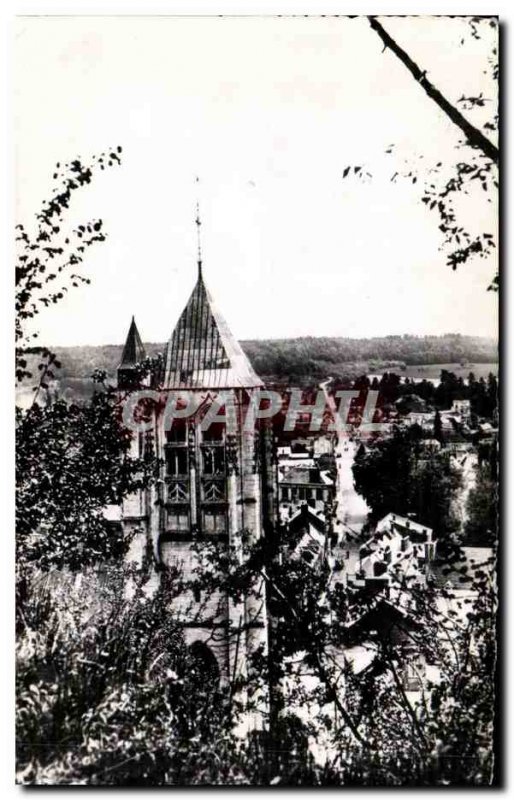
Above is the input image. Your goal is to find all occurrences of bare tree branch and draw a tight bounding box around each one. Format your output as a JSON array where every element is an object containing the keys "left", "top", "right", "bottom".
[{"left": 368, "top": 16, "right": 499, "bottom": 164}]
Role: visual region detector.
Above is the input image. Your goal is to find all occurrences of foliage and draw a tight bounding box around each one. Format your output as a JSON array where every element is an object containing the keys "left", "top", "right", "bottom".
[
  {"left": 17, "top": 334, "right": 497, "bottom": 393},
  {"left": 353, "top": 426, "right": 463, "bottom": 557},
  {"left": 16, "top": 388, "right": 154, "bottom": 574},
  {"left": 371, "top": 368, "right": 497, "bottom": 419},
  {"left": 346, "top": 17, "right": 499, "bottom": 287},
  {"left": 182, "top": 505, "right": 496, "bottom": 785},
  {"left": 335, "top": 557, "right": 496, "bottom": 786},
  {"left": 15, "top": 150, "right": 155, "bottom": 583},
  {"left": 16, "top": 557, "right": 334, "bottom": 786},
  {"left": 16, "top": 149, "right": 122, "bottom": 384},
  {"left": 465, "top": 463, "right": 498, "bottom": 546},
  {"left": 433, "top": 410, "right": 443, "bottom": 442},
  {"left": 16, "top": 569, "right": 240, "bottom": 786}
]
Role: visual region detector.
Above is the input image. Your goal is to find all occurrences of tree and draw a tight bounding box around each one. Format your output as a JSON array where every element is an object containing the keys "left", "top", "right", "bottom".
[
  {"left": 334, "top": 556, "right": 496, "bottom": 785},
  {"left": 16, "top": 390, "right": 154, "bottom": 574},
  {"left": 465, "top": 464, "right": 498, "bottom": 546},
  {"left": 367, "top": 17, "right": 498, "bottom": 163},
  {"left": 15, "top": 154, "right": 327, "bottom": 787},
  {"left": 182, "top": 503, "right": 496, "bottom": 785},
  {"left": 352, "top": 427, "right": 416, "bottom": 522},
  {"left": 435, "top": 370, "right": 461, "bottom": 409},
  {"left": 16, "top": 149, "right": 122, "bottom": 384},
  {"left": 16, "top": 565, "right": 243, "bottom": 786},
  {"left": 352, "top": 426, "right": 462, "bottom": 558},
  {"left": 343, "top": 16, "right": 498, "bottom": 288},
  {"left": 433, "top": 410, "right": 443, "bottom": 443},
  {"left": 15, "top": 152, "right": 156, "bottom": 582},
  {"left": 413, "top": 453, "right": 463, "bottom": 559}
]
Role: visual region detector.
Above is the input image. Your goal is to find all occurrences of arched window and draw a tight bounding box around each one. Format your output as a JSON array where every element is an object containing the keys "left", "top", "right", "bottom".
[
  {"left": 373, "top": 560, "right": 388, "bottom": 577},
  {"left": 188, "top": 641, "right": 220, "bottom": 689}
]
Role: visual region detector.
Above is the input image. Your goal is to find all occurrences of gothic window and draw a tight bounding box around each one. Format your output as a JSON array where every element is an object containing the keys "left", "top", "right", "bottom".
[
  {"left": 166, "top": 509, "right": 189, "bottom": 531},
  {"left": 166, "top": 447, "right": 188, "bottom": 477},
  {"left": 203, "top": 509, "right": 226, "bottom": 534},
  {"left": 144, "top": 430, "right": 155, "bottom": 455},
  {"left": 202, "top": 446, "right": 225, "bottom": 476},
  {"left": 167, "top": 481, "right": 189, "bottom": 503},
  {"left": 167, "top": 423, "right": 187, "bottom": 444},
  {"left": 188, "top": 641, "right": 220, "bottom": 689},
  {"left": 202, "top": 479, "right": 225, "bottom": 503},
  {"left": 202, "top": 423, "right": 224, "bottom": 443},
  {"left": 301, "top": 544, "right": 318, "bottom": 565}
]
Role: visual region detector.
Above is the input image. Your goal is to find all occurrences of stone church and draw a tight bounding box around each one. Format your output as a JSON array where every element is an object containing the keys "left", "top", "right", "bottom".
[{"left": 116, "top": 255, "right": 277, "bottom": 726}]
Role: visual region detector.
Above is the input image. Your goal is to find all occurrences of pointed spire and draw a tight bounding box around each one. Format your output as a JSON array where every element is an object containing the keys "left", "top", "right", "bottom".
[
  {"left": 163, "top": 277, "right": 263, "bottom": 390},
  {"left": 119, "top": 316, "right": 146, "bottom": 367},
  {"left": 163, "top": 187, "right": 263, "bottom": 390}
]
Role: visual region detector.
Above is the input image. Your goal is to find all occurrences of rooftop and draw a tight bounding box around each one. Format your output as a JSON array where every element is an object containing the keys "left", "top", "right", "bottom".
[
  {"left": 119, "top": 316, "right": 146, "bottom": 368},
  {"left": 163, "top": 271, "right": 263, "bottom": 390},
  {"left": 280, "top": 466, "right": 334, "bottom": 486}
]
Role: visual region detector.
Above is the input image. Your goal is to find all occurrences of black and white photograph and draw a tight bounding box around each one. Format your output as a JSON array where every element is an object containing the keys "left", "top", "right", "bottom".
[{"left": 12, "top": 8, "right": 499, "bottom": 788}]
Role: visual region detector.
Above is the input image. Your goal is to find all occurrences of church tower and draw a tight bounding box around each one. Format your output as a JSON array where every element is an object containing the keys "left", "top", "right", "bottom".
[
  {"left": 117, "top": 316, "right": 149, "bottom": 523},
  {"left": 118, "top": 225, "right": 275, "bottom": 731},
  {"left": 117, "top": 315, "right": 146, "bottom": 390}
]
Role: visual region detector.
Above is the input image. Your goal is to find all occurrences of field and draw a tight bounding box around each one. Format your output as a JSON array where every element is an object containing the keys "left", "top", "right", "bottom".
[{"left": 396, "top": 362, "right": 498, "bottom": 381}]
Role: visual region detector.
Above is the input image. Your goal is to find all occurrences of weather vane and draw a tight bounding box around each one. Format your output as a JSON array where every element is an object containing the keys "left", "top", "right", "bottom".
[{"left": 195, "top": 176, "right": 202, "bottom": 278}]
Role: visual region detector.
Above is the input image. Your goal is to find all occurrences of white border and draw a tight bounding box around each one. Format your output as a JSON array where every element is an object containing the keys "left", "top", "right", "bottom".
[
  {"left": 8, "top": 1, "right": 508, "bottom": 15},
  {"left": 1, "top": 1, "right": 510, "bottom": 796}
]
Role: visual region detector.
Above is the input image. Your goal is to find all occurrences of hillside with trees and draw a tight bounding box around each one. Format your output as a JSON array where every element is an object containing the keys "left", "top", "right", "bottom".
[
  {"left": 19, "top": 333, "right": 497, "bottom": 392},
  {"left": 242, "top": 334, "right": 497, "bottom": 381}
]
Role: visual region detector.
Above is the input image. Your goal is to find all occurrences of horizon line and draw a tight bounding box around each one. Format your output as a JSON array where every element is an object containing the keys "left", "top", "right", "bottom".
[{"left": 41, "top": 331, "right": 499, "bottom": 350}]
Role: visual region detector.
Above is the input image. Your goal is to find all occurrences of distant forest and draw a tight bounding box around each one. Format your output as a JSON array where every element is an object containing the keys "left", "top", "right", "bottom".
[
  {"left": 241, "top": 334, "right": 497, "bottom": 381},
  {"left": 38, "top": 333, "right": 497, "bottom": 384}
]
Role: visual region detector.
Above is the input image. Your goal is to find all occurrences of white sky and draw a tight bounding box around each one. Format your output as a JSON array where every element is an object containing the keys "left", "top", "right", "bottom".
[{"left": 14, "top": 15, "right": 498, "bottom": 347}]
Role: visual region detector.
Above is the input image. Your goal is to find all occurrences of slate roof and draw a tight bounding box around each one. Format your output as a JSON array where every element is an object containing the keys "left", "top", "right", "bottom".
[
  {"left": 163, "top": 272, "right": 263, "bottom": 390},
  {"left": 288, "top": 504, "right": 326, "bottom": 534},
  {"left": 280, "top": 466, "right": 334, "bottom": 486},
  {"left": 119, "top": 317, "right": 146, "bottom": 367}
]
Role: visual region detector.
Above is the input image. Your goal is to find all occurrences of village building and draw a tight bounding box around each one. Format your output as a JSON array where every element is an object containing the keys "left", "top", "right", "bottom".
[
  {"left": 451, "top": 398, "right": 472, "bottom": 421},
  {"left": 403, "top": 410, "right": 435, "bottom": 431},
  {"left": 345, "top": 513, "right": 436, "bottom": 593},
  {"left": 278, "top": 464, "right": 335, "bottom": 522},
  {"left": 285, "top": 503, "right": 330, "bottom": 566}
]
